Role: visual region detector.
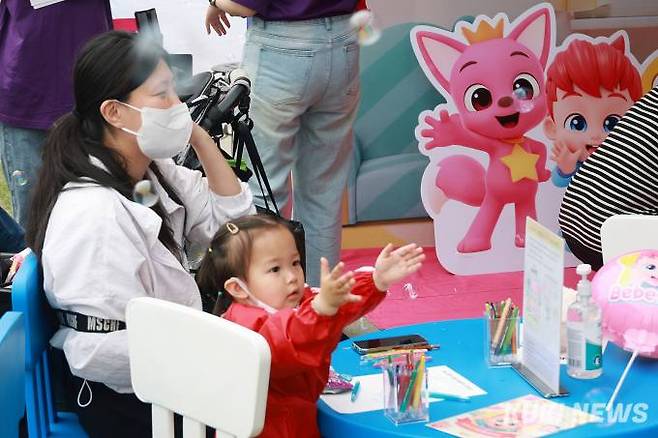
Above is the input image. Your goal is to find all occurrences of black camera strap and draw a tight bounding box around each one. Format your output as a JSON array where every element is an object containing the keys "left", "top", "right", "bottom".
[{"left": 55, "top": 309, "right": 125, "bottom": 333}]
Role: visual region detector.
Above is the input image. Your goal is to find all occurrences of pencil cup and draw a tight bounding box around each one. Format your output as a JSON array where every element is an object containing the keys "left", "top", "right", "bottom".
[
  {"left": 382, "top": 354, "right": 429, "bottom": 425},
  {"left": 485, "top": 312, "right": 519, "bottom": 367}
]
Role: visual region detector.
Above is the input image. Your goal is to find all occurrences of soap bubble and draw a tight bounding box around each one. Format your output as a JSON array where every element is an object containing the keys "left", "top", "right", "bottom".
[
  {"left": 512, "top": 88, "right": 535, "bottom": 114},
  {"left": 350, "top": 10, "right": 381, "bottom": 46},
  {"left": 583, "top": 386, "right": 613, "bottom": 404},
  {"left": 581, "top": 386, "right": 617, "bottom": 428},
  {"left": 11, "top": 170, "right": 28, "bottom": 186},
  {"left": 132, "top": 180, "right": 158, "bottom": 207},
  {"left": 403, "top": 282, "right": 418, "bottom": 300},
  {"left": 517, "top": 101, "right": 535, "bottom": 114}
]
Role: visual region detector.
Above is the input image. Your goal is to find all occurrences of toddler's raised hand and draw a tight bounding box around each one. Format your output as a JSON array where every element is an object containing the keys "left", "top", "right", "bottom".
[
  {"left": 312, "top": 258, "right": 359, "bottom": 316},
  {"left": 373, "top": 243, "right": 425, "bottom": 291}
]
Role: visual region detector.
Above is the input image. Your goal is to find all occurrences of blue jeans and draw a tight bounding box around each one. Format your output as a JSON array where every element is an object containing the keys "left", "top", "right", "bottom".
[
  {"left": 0, "top": 122, "right": 46, "bottom": 228},
  {"left": 242, "top": 15, "right": 361, "bottom": 286}
]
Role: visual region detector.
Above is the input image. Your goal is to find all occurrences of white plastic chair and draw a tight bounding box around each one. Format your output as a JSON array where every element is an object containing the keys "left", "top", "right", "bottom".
[
  {"left": 600, "top": 214, "right": 658, "bottom": 263},
  {"left": 126, "top": 297, "right": 271, "bottom": 438}
]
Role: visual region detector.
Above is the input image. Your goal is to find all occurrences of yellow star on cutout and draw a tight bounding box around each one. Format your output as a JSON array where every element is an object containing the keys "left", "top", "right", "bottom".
[{"left": 500, "top": 143, "right": 539, "bottom": 182}]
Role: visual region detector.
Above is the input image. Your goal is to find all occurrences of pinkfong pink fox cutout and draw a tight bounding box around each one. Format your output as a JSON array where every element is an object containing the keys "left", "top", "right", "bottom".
[{"left": 411, "top": 6, "right": 554, "bottom": 253}]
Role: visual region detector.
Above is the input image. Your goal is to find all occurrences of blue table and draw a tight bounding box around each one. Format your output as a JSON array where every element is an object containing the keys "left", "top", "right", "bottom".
[{"left": 318, "top": 319, "right": 658, "bottom": 437}]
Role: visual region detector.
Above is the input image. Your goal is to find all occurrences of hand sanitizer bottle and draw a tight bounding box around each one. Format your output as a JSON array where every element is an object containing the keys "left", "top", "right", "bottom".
[{"left": 567, "top": 264, "right": 603, "bottom": 378}]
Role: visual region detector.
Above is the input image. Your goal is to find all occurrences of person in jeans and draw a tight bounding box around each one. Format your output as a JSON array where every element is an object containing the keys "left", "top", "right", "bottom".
[
  {"left": 206, "top": 0, "right": 364, "bottom": 286},
  {"left": 0, "top": 0, "right": 112, "bottom": 227}
]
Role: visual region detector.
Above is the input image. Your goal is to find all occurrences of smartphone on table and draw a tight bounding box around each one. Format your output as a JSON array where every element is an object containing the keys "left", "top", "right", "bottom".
[{"left": 351, "top": 334, "right": 429, "bottom": 355}]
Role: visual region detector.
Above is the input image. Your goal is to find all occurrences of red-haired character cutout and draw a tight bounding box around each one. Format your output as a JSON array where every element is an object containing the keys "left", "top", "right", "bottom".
[{"left": 543, "top": 33, "right": 642, "bottom": 187}]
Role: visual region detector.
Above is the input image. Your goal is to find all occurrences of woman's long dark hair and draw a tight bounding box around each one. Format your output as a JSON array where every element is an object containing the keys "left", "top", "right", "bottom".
[{"left": 26, "top": 31, "right": 184, "bottom": 261}]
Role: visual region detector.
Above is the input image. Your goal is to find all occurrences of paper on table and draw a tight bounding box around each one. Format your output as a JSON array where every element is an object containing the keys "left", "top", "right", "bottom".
[
  {"left": 320, "top": 365, "right": 486, "bottom": 414},
  {"left": 521, "top": 218, "right": 564, "bottom": 394},
  {"left": 427, "top": 394, "right": 601, "bottom": 437},
  {"left": 429, "top": 366, "right": 486, "bottom": 399},
  {"left": 321, "top": 372, "right": 382, "bottom": 414}
]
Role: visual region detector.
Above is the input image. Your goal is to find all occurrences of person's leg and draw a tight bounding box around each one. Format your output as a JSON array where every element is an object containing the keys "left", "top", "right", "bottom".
[
  {"left": 0, "top": 206, "right": 25, "bottom": 253},
  {"left": 66, "top": 369, "right": 213, "bottom": 438},
  {"left": 292, "top": 17, "right": 360, "bottom": 286},
  {"left": 68, "top": 375, "right": 151, "bottom": 438},
  {"left": 563, "top": 233, "right": 604, "bottom": 270},
  {"left": 239, "top": 20, "right": 317, "bottom": 214},
  {"left": 0, "top": 122, "right": 46, "bottom": 228}
]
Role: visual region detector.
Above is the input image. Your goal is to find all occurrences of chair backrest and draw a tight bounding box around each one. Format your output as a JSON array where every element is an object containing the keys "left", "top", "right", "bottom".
[
  {"left": 11, "top": 252, "right": 55, "bottom": 369},
  {"left": 354, "top": 22, "right": 445, "bottom": 163},
  {"left": 348, "top": 19, "right": 475, "bottom": 223},
  {"left": 9, "top": 251, "right": 101, "bottom": 438},
  {"left": 601, "top": 215, "right": 658, "bottom": 263},
  {"left": 0, "top": 312, "right": 25, "bottom": 438},
  {"left": 11, "top": 252, "right": 60, "bottom": 438},
  {"left": 127, "top": 297, "right": 271, "bottom": 438}
]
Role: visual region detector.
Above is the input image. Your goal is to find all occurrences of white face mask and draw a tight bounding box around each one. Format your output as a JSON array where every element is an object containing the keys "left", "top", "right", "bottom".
[
  {"left": 119, "top": 101, "right": 193, "bottom": 159},
  {"left": 228, "top": 277, "right": 278, "bottom": 314}
]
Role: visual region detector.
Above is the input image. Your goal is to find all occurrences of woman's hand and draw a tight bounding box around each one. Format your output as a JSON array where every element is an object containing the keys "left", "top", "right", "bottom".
[
  {"left": 188, "top": 123, "right": 242, "bottom": 196},
  {"left": 189, "top": 123, "right": 212, "bottom": 149},
  {"left": 312, "top": 258, "right": 359, "bottom": 316},
  {"left": 372, "top": 244, "right": 425, "bottom": 291}
]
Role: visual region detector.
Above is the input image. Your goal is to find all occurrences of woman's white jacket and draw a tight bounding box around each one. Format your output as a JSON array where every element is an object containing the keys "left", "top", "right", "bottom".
[{"left": 44, "top": 158, "right": 255, "bottom": 393}]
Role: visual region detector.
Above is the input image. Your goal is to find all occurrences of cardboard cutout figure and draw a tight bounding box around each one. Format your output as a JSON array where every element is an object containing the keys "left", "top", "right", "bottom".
[
  {"left": 410, "top": 3, "right": 650, "bottom": 275},
  {"left": 543, "top": 33, "right": 642, "bottom": 187},
  {"left": 412, "top": 5, "right": 554, "bottom": 255}
]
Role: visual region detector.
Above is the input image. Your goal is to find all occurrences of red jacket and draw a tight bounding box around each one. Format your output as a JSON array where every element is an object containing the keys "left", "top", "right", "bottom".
[{"left": 222, "top": 272, "right": 384, "bottom": 437}]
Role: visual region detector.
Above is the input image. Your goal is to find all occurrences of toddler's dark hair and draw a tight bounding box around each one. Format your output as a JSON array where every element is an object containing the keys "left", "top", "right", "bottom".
[{"left": 196, "top": 214, "right": 292, "bottom": 315}]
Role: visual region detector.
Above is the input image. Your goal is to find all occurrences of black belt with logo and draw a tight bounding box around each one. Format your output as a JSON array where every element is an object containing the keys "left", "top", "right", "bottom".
[{"left": 55, "top": 309, "right": 125, "bottom": 333}]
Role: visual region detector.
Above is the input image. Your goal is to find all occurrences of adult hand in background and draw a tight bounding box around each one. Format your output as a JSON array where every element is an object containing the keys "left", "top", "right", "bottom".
[
  {"left": 205, "top": 4, "right": 232, "bottom": 36},
  {"left": 205, "top": 0, "right": 256, "bottom": 36}
]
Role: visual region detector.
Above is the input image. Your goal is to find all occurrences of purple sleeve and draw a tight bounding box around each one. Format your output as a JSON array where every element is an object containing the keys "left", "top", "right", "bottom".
[{"left": 232, "top": 0, "right": 270, "bottom": 14}]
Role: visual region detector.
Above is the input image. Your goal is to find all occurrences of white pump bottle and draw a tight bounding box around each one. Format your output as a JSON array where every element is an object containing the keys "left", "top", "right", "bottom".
[{"left": 566, "top": 264, "right": 603, "bottom": 379}]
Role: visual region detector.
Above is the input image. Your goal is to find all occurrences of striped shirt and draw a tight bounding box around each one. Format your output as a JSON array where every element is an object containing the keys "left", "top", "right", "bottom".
[{"left": 559, "top": 86, "right": 658, "bottom": 253}]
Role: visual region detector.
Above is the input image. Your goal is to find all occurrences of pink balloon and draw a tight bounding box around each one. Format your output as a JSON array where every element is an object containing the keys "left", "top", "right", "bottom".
[{"left": 592, "top": 250, "right": 658, "bottom": 358}]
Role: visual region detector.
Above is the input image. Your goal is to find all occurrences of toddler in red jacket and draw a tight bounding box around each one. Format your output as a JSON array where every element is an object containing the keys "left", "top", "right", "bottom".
[{"left": 196, "top": 214, "right": 424, "bottom": 437}]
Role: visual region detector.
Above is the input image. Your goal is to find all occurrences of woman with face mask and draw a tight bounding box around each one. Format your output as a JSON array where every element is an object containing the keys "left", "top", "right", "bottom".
[{"left": 25, "top": 31, "right": 255, "bottom": 437}]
